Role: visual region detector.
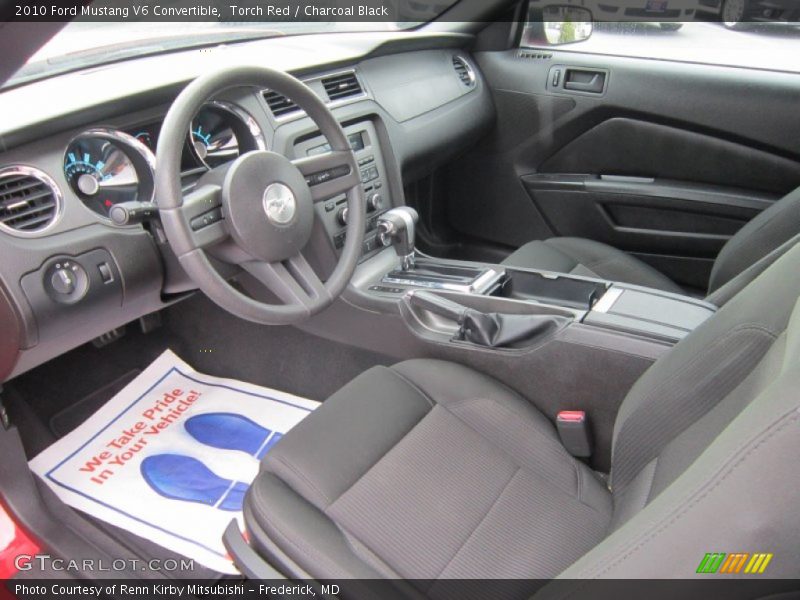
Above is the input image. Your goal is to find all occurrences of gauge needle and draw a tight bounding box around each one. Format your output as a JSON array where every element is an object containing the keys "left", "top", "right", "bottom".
[{"left": 97, "top": 164, "right": 138, "bottom": 188}]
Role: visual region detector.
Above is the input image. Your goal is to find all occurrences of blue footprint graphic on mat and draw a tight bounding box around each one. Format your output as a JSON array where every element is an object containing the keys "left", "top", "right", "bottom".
[
  {"left": 140, "top": 414, "right": 283, "bottom": 511},
  {"left": 184, "top": 412, "right": 283, "bottom": 460},
  {"left": 140, "top": 454, "right": 247, "bottom": 511}
]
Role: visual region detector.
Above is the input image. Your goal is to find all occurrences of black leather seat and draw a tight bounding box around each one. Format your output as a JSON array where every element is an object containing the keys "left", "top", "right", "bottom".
[
  {"left": 502, "top": 187, "right": 800, "bottom": 296},
  {"left": 244, "top": 240, "right": 800, "bottom": 589}
]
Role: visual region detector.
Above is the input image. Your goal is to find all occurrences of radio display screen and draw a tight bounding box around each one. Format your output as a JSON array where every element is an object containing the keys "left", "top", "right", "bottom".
[{"left": 308, "top": 131, "right": 365, "bottom": 156}]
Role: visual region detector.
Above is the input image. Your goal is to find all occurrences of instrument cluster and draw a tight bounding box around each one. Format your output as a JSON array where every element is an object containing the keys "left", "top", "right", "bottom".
[{"left": 63, "top": 102, "right": 265, "bottom": 218}]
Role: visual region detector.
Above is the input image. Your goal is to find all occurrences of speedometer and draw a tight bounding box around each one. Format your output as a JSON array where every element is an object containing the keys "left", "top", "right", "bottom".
[
  {"left": 64, "top": 129, "right": 155, "bottom": 218},
  {"left": 190, "top": 101, "right": 266, "bottom": 169}
]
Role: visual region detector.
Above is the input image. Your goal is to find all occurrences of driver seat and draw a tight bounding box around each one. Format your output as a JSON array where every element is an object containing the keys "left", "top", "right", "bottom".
[{"left": 243, "top": 243, "right": 800, "bottom": 588}]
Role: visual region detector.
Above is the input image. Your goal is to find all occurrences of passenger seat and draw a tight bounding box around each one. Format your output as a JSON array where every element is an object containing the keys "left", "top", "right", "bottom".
[{"left": 502, "top": 186, "right": 800, "bottom": 297}]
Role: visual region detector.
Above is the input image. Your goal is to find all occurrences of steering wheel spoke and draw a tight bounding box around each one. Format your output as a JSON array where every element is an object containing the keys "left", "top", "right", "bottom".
[
  {"left": 242, "top": 254, "right": 331, "bottom": 310},
  {"left": 292, "top": 151, "right": 360, "bottom": 202},
  {"left": 181, "top": 184, "right": 228, "bottom": 249}
]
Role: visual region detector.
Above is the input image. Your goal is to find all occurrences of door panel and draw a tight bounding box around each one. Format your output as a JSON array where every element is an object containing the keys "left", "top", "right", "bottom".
[
  {"left": 522, "top": 174, "right": 777, "bottom": 288},
  {"left": 539, "top": 118, "right": 800, "bottom": 194},
  {"left": 445, "top": 45, "right": 800, "bottom": 289}
]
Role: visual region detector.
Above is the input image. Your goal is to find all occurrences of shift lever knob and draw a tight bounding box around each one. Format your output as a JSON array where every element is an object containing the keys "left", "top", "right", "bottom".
[{"left": 378, "top": 206, "right": 419, "bottom": 270}]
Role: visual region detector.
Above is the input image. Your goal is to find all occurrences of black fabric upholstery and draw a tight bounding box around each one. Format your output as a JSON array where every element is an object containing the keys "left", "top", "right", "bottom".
[
  {"left": 553, "top": 300, "right": 800, "bottom": 582},
  {"left": 708, "top": 187, "right": 800, "bottom": 293},
  {"left": 245, "top": 242, "right": 800, "bottom": 585},
  {"left": 608, "top": 238, "right": 800, "bottom": 523},
  {"left": 609, "top": 324, "right": 775, "bottom": 495},
  {"left": 246, "top": 361, "right": 612, "bottom": 588},
  {"left": 502, "top": 186, "right": 800, "bottom": 298},
  {"left": 501, "top": 237, "right": 684, "bottom": 294},
  {"left": 259, "top": 365, "right": 432, "bottom": 509}
]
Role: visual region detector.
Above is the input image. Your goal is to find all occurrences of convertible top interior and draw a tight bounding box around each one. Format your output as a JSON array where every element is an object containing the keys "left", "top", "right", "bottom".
[{"left": 1, "top": 3, "right": 799, "bottom": 591}]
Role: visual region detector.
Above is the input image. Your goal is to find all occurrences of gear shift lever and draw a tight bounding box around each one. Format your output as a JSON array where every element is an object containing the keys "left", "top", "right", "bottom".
[
  {"left": 378, "top": 207, "right": 503, "bottom": 294},
  {"left": 378, "top": 207, "right": 419, "bottom": 271}
]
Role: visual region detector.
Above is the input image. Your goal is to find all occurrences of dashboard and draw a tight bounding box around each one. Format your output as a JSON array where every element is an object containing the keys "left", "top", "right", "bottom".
[{"left": 0, "top": 31, "right": 494, "bottom": 382}]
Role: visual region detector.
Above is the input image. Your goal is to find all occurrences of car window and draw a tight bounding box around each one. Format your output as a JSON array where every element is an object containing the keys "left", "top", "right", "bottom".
[{"left": 522, "top": 2, "right": 800, "bottom": 73}]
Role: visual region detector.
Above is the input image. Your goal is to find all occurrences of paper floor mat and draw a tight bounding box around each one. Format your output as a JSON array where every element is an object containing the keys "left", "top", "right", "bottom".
[{"left": 30, "top": 349, "right": 319, "bottom": 574}]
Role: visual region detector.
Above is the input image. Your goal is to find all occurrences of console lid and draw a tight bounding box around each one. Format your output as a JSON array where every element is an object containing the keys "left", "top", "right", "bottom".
[{"left": 584, "top": 286, "right": 716, "bottom": 342}]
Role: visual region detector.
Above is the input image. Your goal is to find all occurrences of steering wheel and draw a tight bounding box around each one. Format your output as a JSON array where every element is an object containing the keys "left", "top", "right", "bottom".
[{"left": 155, "top": 66, "right": 365, "bottom": 325}]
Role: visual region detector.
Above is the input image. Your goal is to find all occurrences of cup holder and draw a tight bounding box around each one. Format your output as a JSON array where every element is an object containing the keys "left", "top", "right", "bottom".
[{"left": 494, "top": 269, "right": 609, "bottom": 311}]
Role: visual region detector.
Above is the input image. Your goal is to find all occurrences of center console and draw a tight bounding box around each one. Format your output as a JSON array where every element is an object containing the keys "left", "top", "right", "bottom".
[
  {"left": 373, "top": 265, "right": 716, "bottom": 347},
  {"left": 351, "top": 206, "right": 716, "bottom": 348}
]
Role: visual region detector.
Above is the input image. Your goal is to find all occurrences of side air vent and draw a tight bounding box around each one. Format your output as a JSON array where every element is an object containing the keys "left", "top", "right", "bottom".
[
  {"left": 452, "top": 56, "right": 477, "bottom": 89},
  {"left": 0, "top": 167, "right": 62, "bottom": 236},
  {"left": 321, "top": 71, "right": 364, "bottom": 102},
  {"left": 263, "top": 90, "right": 301, "bottom": 118}
]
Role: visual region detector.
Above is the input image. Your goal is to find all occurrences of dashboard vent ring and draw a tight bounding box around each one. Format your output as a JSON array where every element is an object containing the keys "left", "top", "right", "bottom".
[
  {"left": 452, "top": 56, "right": 477, "bottom": 88},
  {"left": 0, "top": 166, "right": 62, "bottom": 236}
]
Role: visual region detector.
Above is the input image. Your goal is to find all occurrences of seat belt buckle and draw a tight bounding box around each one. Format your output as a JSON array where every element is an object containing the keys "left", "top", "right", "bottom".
[{"left": 556, "top": 411, "right": 592, "bottom": 458}]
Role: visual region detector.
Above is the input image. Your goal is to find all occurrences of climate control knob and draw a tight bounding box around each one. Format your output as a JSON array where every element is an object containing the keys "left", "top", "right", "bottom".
[
  {"left": 366, "top": 192, "right": 383, "bottom": 212},
  {"left": 336, "top": 206, "right": 349, "bottom": 226}
]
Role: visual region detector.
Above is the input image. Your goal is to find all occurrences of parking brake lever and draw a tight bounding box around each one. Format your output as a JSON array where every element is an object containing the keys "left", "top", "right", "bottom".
[
  {"left": 408, "top": 291, "right": 568, "bottom": 349},
  {"left": 407, "top": 290, "right": 468, "bottom": 323}
]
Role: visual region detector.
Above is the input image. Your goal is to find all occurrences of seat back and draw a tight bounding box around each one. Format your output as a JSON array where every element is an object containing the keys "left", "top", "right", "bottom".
[
  {"left": 611, "top": 239, "right": 800, "bottom": 518},
  {"left": 564, "top": 242, "right": 800, "bottom": 578},
  {"left": 708, "top": 186, "right": 800, "bottom": 293}
]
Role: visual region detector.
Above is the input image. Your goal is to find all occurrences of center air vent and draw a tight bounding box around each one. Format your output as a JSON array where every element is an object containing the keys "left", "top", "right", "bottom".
[
  {"left": 0, "top": 167, "right": 62, "bottom": 236},
  {"left": 452, "top": 56, "right": 477, "bottom": 88},
  {"left": 263, "top": 90, "right": 301, "bottom": 118},
  {"left": 321, "top": 72, "right": 363, "bottom": 102}
]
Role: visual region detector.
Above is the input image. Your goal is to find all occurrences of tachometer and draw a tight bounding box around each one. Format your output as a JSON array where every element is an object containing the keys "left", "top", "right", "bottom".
[
  {"left": 64, "top": 129, "right": 155, "bottom": 218},
  {"left": 189, "top": 101, "right": 265, "bottom": 169},
  {"left": 134, "top": 130, "right": 154, "bottom": 150}
]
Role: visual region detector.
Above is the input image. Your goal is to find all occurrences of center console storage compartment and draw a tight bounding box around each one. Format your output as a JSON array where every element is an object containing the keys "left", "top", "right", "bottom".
[
  {"left": 493, "top": 269, "right": 609, "bottom": 310},
  {"left": 584, "top": 286, "right": 716, "bottom": 342}
]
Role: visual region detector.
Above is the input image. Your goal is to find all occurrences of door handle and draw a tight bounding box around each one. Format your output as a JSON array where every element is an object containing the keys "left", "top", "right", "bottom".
[{"left": 564, "top": 68, "right": 606, "bottom": 93}]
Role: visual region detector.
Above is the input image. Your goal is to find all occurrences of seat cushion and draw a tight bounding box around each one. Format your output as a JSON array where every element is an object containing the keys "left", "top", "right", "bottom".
[
  {"left": 245, "top": 360, "right": 612, "bottom": 590},
  {"left": 501, "top": 237, "right": 684, "bottom": 295}
]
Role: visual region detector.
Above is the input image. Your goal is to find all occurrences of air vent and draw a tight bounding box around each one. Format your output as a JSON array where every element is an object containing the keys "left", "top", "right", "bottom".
[
  {"left": 518, "top": 50, "right": 553, "bottom": 60},
  {"left": 452, "top": 56, "right": 476, "bottom": 88},
  {"left": 321, "top": 72, "right": 363, "bottom": 102},
  {"left": 263, "top": 90, "right": 301, "bottom": 118},
  {"left": 0, "top": 167, "right": 62, "bottom": 236}
]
